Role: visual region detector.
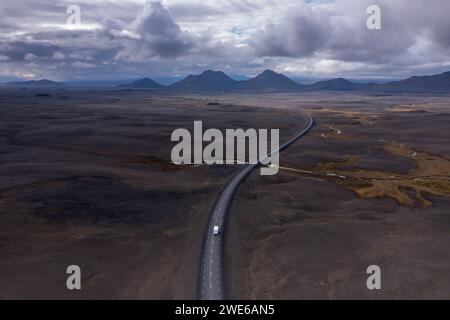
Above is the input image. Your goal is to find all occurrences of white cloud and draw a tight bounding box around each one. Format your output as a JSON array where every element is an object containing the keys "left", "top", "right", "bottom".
[
  {"left": 72, "top": 61, "right": 96, "bottom": 69},
  {"left": 24, "top": 53, "right": 38, "bottom": 60},
  {"left": 53, "top": 51, "right": 65, "bottom": 60}
]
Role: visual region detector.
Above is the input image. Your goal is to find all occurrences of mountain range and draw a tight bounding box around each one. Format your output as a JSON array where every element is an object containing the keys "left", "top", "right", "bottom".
[
  {"left": 169, "top": 70, "right": 239, "bottom": 91},
  {"left": 5, "top": 79, "right": 62, "bottom": 87},
  {"left": 305, "top": 78, "right": 366, "bottom": 91},
  {"left": 4, "top": 71, "right": 450, "bottom": 93},
  {"left": 376, "top": 71, "right": 450, "bottom": 93},
  {"left": 119, "top": 70, "right": 450, "bottom": 93},
  {"left": 118, "top": 78, "right": 164, "bottom": 89}
]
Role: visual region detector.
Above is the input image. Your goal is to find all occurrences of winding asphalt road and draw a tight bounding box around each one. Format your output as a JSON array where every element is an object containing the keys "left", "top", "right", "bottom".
[{"left": 199, "top": 113, "right": 314, "bottom": 300}]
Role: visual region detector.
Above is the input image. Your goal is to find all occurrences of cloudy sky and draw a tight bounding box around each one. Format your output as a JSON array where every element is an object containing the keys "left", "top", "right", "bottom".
[{"left": 1, "top": 0, "right": 449, "bottom": 82}]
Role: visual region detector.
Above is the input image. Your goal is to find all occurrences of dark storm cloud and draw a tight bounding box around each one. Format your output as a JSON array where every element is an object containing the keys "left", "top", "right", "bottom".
[
  {"left": 116, "top": 1, "right": 194, "bottom": 60},
  {"left": 0, "top": 41, "right": 60, "bottom": 61},
  {"left": 250, "top": 7, "right": 331, "bottom": 58},
  {"left": 168, "top": 3, "right": 224, "bottom": 21},
  {"left": 326, "top": 3, "right": 414, "bottom": 64},
  {"left": 0, "top": 1, "right": 200, "bottom": 79},
  {"left": 1, "top": 0, "right": 450, "bottom": 80},
  {"left": 249, "top": 0, "right": 450, "bottom": 66},
  {"left": 401, "top": 1, "right": 450, "bottom": 53},
  {"left": 249, "top": 1, "right": 409, "bottom": 62}
]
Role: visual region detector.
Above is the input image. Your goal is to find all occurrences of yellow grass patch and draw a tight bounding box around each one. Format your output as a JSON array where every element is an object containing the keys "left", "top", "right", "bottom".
[{"left": 282, "top": 138, "right": 450, "bottom": 208}]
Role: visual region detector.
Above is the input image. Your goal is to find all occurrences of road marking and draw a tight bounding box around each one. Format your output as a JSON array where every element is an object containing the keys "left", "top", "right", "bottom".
[{"left": 199, "top": 115, "right": 314, "bottom": 300}]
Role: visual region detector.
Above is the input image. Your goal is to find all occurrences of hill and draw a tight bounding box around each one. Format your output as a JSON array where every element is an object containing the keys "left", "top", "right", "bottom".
[
  {"left": 304, "top": 78, "right": 366, "bottom": 91},
  {"left": 170, "top": 70, "right": 239, "bottom": 91},
  {"left": 118, "top": 78, "right": 164, "bottom": 89},
  {"left": 379, "top": 71, "right": 450, "bottom": 93},
  {"left": 239, "top": 70, "right": 302, "bottom": 91},
  {"left": 6, "top": 79, "right": 62, "bottom": 86}
]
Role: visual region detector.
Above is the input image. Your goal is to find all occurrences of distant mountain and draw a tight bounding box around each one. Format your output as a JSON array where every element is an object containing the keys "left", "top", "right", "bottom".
[
  {"left": 118, "top": 78, "right": 164, "bottom": 89},
  {"left": 304, "top": 78, "right": 367, "bottom": 91},
  {"left": 379, "top": 71, "right": 450, "bottom": 93},
  {"left": 170, "top": 70, "right": 239, "bottom": 91},
  {"left": 110, "top": 70, "right": 450, "bottom": 92},
  {"left": 239, "top": 70, "right": 302, "bottom": 91},
  {"left": 6, "top": 79, "right": 62, "bottom": 86},
  {"left": 5, "top": 71, "right": 449, "bottom": 93}
]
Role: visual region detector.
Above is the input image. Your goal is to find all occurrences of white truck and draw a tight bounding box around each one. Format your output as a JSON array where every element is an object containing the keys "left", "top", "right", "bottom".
[{"left": 213, "top": 226, "right": 220, "bottom": 236}]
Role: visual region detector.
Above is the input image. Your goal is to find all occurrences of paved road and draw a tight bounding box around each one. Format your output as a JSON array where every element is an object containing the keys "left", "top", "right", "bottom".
[{"left": 199, "top": 114, "right": 314, "bottom": 300}]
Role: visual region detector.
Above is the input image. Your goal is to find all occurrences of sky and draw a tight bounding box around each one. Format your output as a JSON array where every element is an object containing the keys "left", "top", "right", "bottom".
[{"left": 0, "top": 0, "right": 449, "bottom": 82}]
